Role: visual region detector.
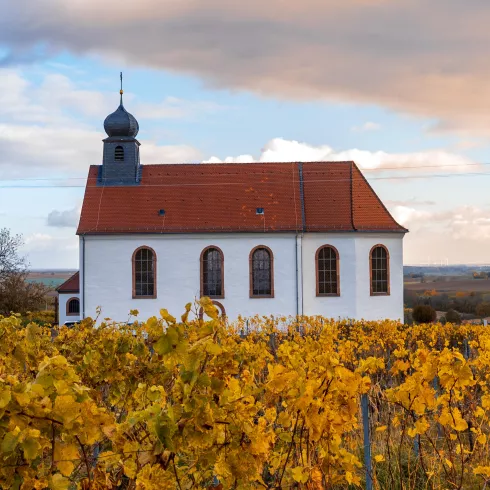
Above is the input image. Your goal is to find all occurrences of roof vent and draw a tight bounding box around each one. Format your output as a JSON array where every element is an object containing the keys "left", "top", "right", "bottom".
[
  {"left": 256, "top": 207, "right": 264, "bottom": 215},
  {"left": 158, "top": 209, "right": 166, "bottom": 216}
]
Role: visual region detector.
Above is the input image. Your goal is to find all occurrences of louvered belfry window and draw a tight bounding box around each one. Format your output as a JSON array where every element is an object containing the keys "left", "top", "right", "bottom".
[
  {"left": 133, "top": 248, "right": 156, "bottom": 297},
  {"left": 371, "top": 245, "right": 389, "bottom": 295},
  {"left": 201, "top": 247, "right": 223, "bottom": 297},
  {"left": 115, "top": 145, "right": 124, "bottom": 161},
  {"left": 251, "top": 247, "right": 273, "bottom": 297},
  {"left": 317, "top": 246, "right": 339, "bottom": 295}
]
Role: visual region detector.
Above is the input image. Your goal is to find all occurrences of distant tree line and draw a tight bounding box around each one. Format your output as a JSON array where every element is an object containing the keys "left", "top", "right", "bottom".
[{"left": 405, "top": 288, "right": 490, "bottom": 321}]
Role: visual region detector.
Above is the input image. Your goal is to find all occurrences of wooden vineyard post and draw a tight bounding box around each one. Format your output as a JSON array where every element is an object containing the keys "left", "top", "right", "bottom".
[{"left": 361, "top": 393, "right": 373, "bottom": 490}]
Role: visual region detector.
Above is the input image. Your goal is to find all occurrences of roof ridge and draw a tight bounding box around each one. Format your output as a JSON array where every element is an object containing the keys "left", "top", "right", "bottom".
[{"left": 135, "top": 160, "right": 356, "bottom": 168}]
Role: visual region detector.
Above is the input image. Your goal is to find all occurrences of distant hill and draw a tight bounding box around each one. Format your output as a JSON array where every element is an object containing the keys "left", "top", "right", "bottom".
[{"left": 405, "top": 265, "right": 490, "bottom": 277}]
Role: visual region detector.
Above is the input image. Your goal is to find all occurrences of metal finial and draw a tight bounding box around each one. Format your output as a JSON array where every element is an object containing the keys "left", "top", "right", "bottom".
[{"left": 119, "top": 72, "right": 124, "bottom": 104}]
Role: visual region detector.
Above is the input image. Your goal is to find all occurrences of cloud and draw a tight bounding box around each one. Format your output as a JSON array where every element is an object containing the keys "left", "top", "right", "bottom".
[
  {"left": 3, "top": 0, "right": 490, "bottom": 132},
  {"left": 391, "top": 204, "right": 490, "bottom": 241},
  {"left": 204, "top": 137, "right": 477, "bottom": 173},
  {"left": 387, "top": 203, "right": 490, "bottom": 264},
  {"left": 47, "top": 207, "right": 80, "bottom": 228},
  {"left": 23, "top": 233, "right": 56, "bottom": 250},
  {"left": 22, "top": 232, "right": 80, "bottom": 267},
  {"left": 0, "top": 69, "right": 203, "bottom": 179},
  {"left": 351, "top": 122, "right": 381, "bottom": 132},
  {"left": 137, "top": 96, "right": 226, "bottom": 120},
  {"left": 386, "top": 198, "right": 436, "bottom": 208}
]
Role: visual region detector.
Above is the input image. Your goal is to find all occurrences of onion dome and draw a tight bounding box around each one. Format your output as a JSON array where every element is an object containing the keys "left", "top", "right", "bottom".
[{"left": 104, "top": 101, "right": 139, "bottom": 138}]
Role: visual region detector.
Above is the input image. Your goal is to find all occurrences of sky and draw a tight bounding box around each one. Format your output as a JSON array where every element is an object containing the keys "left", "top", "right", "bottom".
[{"left": 2, "top": 0, "right": 490, "bottom": 267}]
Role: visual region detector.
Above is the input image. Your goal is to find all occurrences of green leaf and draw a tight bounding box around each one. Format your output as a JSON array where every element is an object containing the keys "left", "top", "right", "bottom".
[
  {"left": 1, "top": 429, "right": 21, "bottom": 453},
  {"left": 155, "top": 414, "right": 176, "bottom": 451},
  {"left": 154, "top": 335, "right": 172, "bottom": 355},
  {"left": 0, "top": 388, "right": 11, "bottom": 409},
  {"left": 197, "top": 374, "right": 211, "bottom": 387},
  {"left": 22, "top": 437, "right": 41, "bottom": 460},
  {"left": 211, "top": 378, "right": 225, "bottom": 394}
]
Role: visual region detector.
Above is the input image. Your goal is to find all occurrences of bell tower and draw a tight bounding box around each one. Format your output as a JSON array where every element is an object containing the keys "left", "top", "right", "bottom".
[{"left": 100, "top": 73, "right": 141, "bottom": 185}]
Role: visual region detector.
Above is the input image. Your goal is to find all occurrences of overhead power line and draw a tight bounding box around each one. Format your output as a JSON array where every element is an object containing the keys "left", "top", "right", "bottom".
[
  {"left": 1, "top": 171, "right": 490, "bottom": 189},
  {"left": 0, "top": 160, "right": 489, "bottom": 184}
]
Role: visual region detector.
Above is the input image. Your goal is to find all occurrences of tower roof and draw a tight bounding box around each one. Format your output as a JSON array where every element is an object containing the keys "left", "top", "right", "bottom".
[
  {"left": 103, "top": 73, "right": 139, "bottom": 138},
  {"left": 103, "top": 103, "right": 139, "bottom": 138}
]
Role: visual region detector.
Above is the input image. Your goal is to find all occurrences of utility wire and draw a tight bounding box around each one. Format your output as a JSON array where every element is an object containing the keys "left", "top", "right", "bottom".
[
  {"left": 1, "top": 170, "right": 490, "bottom": 189},
  {"left": 0, "top": 160, "right": 488, "bottom": 183}
]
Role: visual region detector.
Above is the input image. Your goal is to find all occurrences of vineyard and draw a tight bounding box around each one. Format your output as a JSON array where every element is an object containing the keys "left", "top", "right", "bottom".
[{"left": 1, "top": 299, "right": 490, "bottom": 489}]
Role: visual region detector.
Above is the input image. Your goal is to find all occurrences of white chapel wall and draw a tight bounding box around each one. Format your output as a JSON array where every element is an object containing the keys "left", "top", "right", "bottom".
[
  {"left": 81, "top": 232, "right": 404, "bottom": 324},
  {"left": 302, "top": 233, "right": 404, "bottom": 321},
  {"left": 82, "top": 233, "right": 298, "bottom": 323}
]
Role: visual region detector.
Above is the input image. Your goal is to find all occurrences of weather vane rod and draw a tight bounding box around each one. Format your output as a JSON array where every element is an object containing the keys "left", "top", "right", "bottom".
[{"left": 120, "top": 72, "right": 124, "bottom": 104}]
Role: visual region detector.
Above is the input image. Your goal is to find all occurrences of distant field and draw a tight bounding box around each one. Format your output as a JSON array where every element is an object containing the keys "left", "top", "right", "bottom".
[
  {"left": 405, "top": 278, "right": 490, "bottom": 293},
  {"left": 26, "top": 270, "right": 77, "bottom": 289}
]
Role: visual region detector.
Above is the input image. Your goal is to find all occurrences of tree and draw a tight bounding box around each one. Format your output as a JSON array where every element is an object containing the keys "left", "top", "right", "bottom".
[
  {"left": 0, "top": 228, "right": 49, "bottom": 315},
  {"left": 476, "top": 302, "right": 490, "bottom": 319},
  {"left": 412, "top": 304, "right": 437, "bottom": 324},
  {"left": 0, "top": 273, "right": 48, "bottom": 315},
  {"left": 0, "top": 228, "right": 25, "bottom": 281},
  {"left": 445, "top": 309, "right": 462, "bottom": 325}
]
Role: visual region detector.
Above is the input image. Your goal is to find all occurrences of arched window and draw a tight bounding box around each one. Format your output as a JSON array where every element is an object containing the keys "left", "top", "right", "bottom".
[
  {"left": 201, "top": 246, "right": 224, "bottom": 298},
  {"left": 199, "top": 300, "right": 226, "bottom": 320},
  {"left": 66, "top": 298, "right": 80, "bottom": 316},
  {"left": 115, "top": 146, "right": 124, "bottom": 161},
  {"left": 370, "top": 245, "right": 390, "bottom": 295},
  {"left": 316, "top": 246, "right": 340, "bottom": 296},
  {"left": 132, "top": 247, "right": 157, "bottom": 298},
  {"left": 250, "top": 246, "right": 274, "bottom": 297}
]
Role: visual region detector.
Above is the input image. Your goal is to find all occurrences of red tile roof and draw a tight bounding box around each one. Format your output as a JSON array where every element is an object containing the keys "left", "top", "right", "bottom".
[
  {"left": 56, "top": 272, "right": 79, "bottom": 293},
  {"left": 77, "top": 162, "right": 407, "bottom": 234}
]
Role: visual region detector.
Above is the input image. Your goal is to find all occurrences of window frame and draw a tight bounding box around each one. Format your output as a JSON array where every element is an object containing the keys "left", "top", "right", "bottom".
[
  {"left": 132, "top": 246, "right": 157, "bottom": 299},
  {"left": 315, "top": 245, "right": 340, "bottom": 297},
  {"left": 66, "top": 297, "right": 80, "bottom": 316},
  {"left": 198, "top": 300, "right": 227, "bottom": 320},
  {"left": 370, "top": 244, "right": 390, "bottom": 296},
  {"left": 200, "top": 246, "right": 225, "bottom": 299},
  {"left": 249, "top": 245, "right": 274, "bottom": 298}
]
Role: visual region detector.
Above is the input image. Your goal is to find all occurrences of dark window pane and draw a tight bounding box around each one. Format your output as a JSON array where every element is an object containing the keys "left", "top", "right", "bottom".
[
  {"left": 371, "top": 246, "right": 388, "bottom": 294},
  {"left": 134, "top": 248, "right": 155, "bottom": 297},
  {"left": 252, "top": 248, "right": 272, "bottom": 296},
  {"left": 317, "top": 246, "right": 338, "bottom": 295},
  {"left": 202, "top": 248, "right": 223, "bottom": 297}
]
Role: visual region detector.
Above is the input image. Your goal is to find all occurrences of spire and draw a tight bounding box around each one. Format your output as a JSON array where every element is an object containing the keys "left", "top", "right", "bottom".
[
  {"left": 103, "top": 72, "right": 139, "bottom": 138},
  {"left": 120, "top": 72, "right": 124, "bottom": 106}
]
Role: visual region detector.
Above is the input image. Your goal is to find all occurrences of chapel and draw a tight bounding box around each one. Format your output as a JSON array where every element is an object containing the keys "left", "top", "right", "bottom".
[{"left": 57, "top": 87, "right": 407, "bottom": 324}]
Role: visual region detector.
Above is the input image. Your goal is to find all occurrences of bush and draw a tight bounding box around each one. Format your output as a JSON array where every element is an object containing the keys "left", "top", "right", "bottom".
[
  {"left": 445, "top": 309, "right": 462, "bottom": 324},
  {"left": 476, "top": 302, "right": 490, "bottom": 318},
  {"left": 2, "top": 300, "right": 490, "bottom": 488},
  {"left": 412, "top": 304, "right": 437, "bottom": 323}
]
